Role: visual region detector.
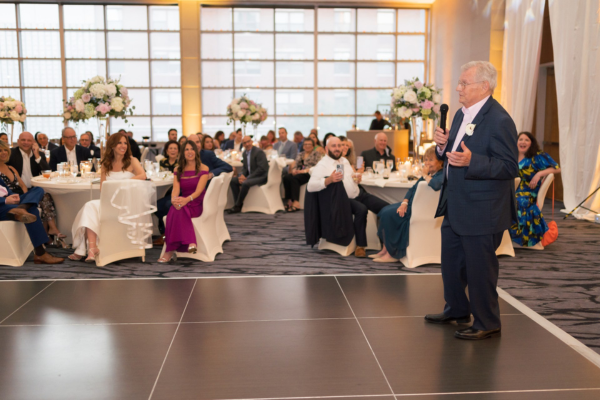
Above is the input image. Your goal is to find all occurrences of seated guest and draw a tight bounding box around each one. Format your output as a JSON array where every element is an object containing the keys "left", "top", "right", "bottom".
[
  {"left": 49, "top": 127, "right": 91, "bottom": 171},
  {"left": 227, "top": 136, "right": 269, "bottom": 214},
  {"left": 79, "top": 131, "right": 100, "bottom": 157},
  {"left": 266, "top": 130, "right": 276, "bottom": 145},
  {"left": 323, "top": 132, "right": 336, "bottom": 147},
  {"left": 125, "top": 130, "right": 142, "bottom": 161},
  {"left": 213, "top": 131, "right": 225, "bottom": 149},
  {"left": 308, "top": 131, "right": 325, "bottom": 154},
  {"left": 1, "top": 140, "right": 66, "bottom": 246},
  {"left": 0, "top": 178, "right": 64, "bottom": 264},
  {"left": 178, "top": 136, "right": 188, "bottom": 148},
  {"left": 283, "top": 138, "right": 322, "bottom": 212},
  {"left": 510, "top": 132, "right": 561, "bottom": 247},
  {"left": 222, "top": 129, "right": 243, "bottom": 152},
  {"left": 369, "top": 110, "right": 392, "bottom": 130},
  {"left": 360, "top": 132, "right": 397, "bottom": 171},
  {"left": 373, "top": 147, "right": 444, "bottom": 262},
  {"left": 159, "top": 140, "right": 180, "bottom": 172},
  {"left": 0, "top": 132, "right": 8, "bottom": 144},
  {"left": 35, "top": 132, "right": 58, "bottom": 152},
  {"left": 167, "top": 128, "right": 178, "bottom": 142},
  {"left": 158, "top": 141, "right": 210, "bottom": 262},
  {"left": 259, "top": 135, "right": 273, "bottom": 151},
  {"left": 293, "top": 130, "right": 305, "bottom": 153},
  {"left": 308, "top": 137, "right": 389, "bottom": 258},
  {"left": 339, "top": 136, "right": 357, "bottom": 169},
  {"left": 8, "top": 132, "right": 49, "bottom": 182},
  {"left": 273, "top": 127, "right": 298, "bottom": 160},
  {"left": 69, "top": 133, "right": 146, "bottom": 262},
  {"left": 202, "top": 135, "right": 215, "bottom": 151}
]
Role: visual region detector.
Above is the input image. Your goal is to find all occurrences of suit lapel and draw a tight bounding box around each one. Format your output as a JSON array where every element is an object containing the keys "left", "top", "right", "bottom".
[{"left": 459, "top": 96, "right": 495, "bottom": 149}]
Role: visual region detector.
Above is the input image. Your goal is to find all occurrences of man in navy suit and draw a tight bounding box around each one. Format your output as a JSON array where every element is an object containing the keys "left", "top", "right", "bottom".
[
  {"left": 49, "top": 127, "right": 92, "bottom": 171},
  {"left": 79, "top": 131, "right": 101, "bottom": 158},
  {"left": 424, "top": 61, "right": 518, "bottom": 340},
  {"left": 35, "top": 132, "right": 58, "bottom": 152}
]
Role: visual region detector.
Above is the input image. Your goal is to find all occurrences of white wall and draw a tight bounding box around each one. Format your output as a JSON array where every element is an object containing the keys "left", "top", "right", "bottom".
[{"left": 430, "top": 0, "right": 492, "bottom": 121}]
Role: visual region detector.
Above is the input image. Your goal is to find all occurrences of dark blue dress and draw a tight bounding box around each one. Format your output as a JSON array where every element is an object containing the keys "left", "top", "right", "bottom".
[
  {"left": 377, "top": 170, "right": 444, "bottom": 259},
  {"left": 509, "top": 152, "right": 559, "bottom": 246}
]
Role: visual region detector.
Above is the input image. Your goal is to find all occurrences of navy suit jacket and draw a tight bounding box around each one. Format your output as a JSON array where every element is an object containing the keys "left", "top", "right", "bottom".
[
  {"left": 435, "top": 97, "right": 518, "bottom": 236},
  {"left": 200, "top": 150, "right": 233, "bottom": 177},
  {"left": 49, "top": 145, "right": 92, "bottom": 171}
]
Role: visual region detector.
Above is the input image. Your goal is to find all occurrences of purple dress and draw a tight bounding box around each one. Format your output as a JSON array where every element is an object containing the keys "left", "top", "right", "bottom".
[{"left": 165, "top": 170, "right": 209, "bottom": 252}]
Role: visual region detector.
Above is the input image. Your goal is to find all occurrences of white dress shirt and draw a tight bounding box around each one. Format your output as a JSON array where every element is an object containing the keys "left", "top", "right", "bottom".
[
  {"left": 65, "top": 146, "right": 78, "bottom": 165},
  {"left": 307, "top": 155, "right": 359, "bottom": 199},
  {"left": 19, "top": 148, "right": 41, "bottom": 188},
  {"left": 438, "top": 96, "right": 490, "bottom": 176}
]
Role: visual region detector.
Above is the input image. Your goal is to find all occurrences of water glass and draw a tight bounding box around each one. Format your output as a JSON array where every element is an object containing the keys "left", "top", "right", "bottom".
[
  {"left": 71, "top": 164, "right": 78, "bottom": 179},
  {"left": 44, "top": 150, "right": 50, "bottom": 160},
  {"left": 376, "top": 162, "right": 385, "bottom": 176},
  {"left": 386, "top": 160, "right": 394, "bottom": 170},
  {"left": 365, "top": 167, "right": 373, "bottom": 178}
]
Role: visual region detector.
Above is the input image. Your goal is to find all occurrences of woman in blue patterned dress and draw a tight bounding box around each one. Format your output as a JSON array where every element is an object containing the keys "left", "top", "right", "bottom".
[{"left": 510, "top": 132, "right": 561, "bottom": 247}]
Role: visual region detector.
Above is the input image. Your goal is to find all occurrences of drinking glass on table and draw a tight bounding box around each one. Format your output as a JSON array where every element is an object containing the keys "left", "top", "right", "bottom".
[
  {"left": 352, "top": 172, "right": 361, "bottom": 183},
  {"left": 42, "top": 170, "right": 51, "bottom": 179},
  {"left": 365, "top": 167, "right": 373, "bottom": 178},
  {"left": 386, "top": 159, "right": 394, "bottom": 171},
  {"left": 70, "top": 164, "right": 78, "bottom": 178},
  {"left": 376, "top": 162, "right": 385, "bottom": 176},
  {"left": 44, "top": 150, "right": 50, "bottom": 160}
]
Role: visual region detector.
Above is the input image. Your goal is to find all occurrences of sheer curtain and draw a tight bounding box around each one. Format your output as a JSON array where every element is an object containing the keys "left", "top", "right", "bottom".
[
  {"left": 549, "top": 0, "right": 600, "bottom": 220},
  {"left": 500, "top": 0, "right": 545, "bottom": 132}
]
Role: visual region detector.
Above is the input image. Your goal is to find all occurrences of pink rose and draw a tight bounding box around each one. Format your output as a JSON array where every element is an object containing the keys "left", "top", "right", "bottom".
[
  {"left": 120, "top": 87, "right": 128, "bottom": 97},
  {"left": 432, "top": 104, "right": 441, "bottom": 114},
  {"left": 95, "top": 103, "right": 112, "bottom": 115},
  {"left": 14, "top": 104, "right": 22, "bottom": 113},
  {"left": 240, "top": 102, "right": 249, "bottom": 109},
  {"left": 421, "top": 100, "right": 434, "bottom": 109},
  {"left": 82, "top": 93, "right": 92, "bottom": 103},
  {"left": 412, "top": 107, "right": 420, "bottom": 112},
  {"left": 414, "top": 81, "right": 423, "bottom": 89}
]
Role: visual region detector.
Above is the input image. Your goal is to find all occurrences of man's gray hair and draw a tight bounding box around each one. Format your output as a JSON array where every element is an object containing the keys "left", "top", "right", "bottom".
[
  {"left": 461, "top": 61, "right": 497, "bottom": 92},
  {"left": 374, "top": 132, "right": 388, "bottom": 140},
  {"left": 61, "top": 126, "right": 75, "bottom": 136}
]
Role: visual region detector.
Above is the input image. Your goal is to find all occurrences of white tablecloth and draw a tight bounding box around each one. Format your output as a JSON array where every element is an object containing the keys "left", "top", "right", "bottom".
[
  {"left": 32, "top": 177, "right": 173, "bottom": 244},
  {"left": 360, "top": 177, "right": 416, "bottom": 204}
]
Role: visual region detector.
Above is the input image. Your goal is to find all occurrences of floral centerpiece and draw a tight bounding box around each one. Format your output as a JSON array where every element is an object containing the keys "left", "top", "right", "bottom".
[
  {"left": 0, "top": 96, "right": 27, "bottom": 146},
  {"left": 62, "top": 76, "right": 134, "bottom": 156},
  {"left": 226, "top": 95, "right": 268, "bottom": 133},
  {"left": 390, "top": 78, "right": 442, "bottom": 160}
]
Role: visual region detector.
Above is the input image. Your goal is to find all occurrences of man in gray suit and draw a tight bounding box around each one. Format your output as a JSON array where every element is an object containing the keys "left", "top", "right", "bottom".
[
  {"left": 227, "top": 136, "right": 269, "bottom": 214},
  {"left": 273, "top": 127, "right": 298, "bottom": 160},
  {"left": 424, "top": 61, "right": 518, "bottom": 340}
]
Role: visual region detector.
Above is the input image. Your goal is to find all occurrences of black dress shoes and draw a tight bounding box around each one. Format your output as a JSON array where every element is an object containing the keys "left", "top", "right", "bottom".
[
  {"left": 454, "top": 327, "right": 501, "bottom": 340},
  {"left": 424, "top": 313, "right": 471, "bottom": 324},
  {"left": 226, "top": 206, "right": 242, "bottom": 214}
]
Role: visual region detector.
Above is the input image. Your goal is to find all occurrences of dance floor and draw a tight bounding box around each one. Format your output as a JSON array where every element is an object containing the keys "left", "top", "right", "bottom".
[{"left": 1, "top": 274, "right": 599, "bottom": 400}]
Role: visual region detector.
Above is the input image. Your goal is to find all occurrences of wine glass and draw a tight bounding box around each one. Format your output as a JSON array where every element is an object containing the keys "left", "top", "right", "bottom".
[
  {"left": 71, "top": 164, "right": 78, "bottom": 179},
  {"left": 372, "top": 161, "right": 378, "bottom": 170},
  {"left": 386, "top": 159, "right": 394, "bottom": 171}
]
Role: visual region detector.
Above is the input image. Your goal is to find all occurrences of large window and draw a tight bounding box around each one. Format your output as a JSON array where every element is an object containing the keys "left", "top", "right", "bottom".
[
  {"left": 200, "top": 6, "right": 427, "bottom": 138},
  {"left": 0, "top": 3, "right": 181, "bottom": 141}
]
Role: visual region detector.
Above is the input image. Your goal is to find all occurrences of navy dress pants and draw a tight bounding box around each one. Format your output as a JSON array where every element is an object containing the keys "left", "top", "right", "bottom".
[{"left": 0, "top": 187, "right": 49, "bottom": 248}]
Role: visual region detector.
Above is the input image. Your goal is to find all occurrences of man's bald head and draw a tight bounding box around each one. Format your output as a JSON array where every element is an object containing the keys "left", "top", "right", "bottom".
[
  {"left": 242, "top": 135, "right": 254, "bottom": 151},
  {"left": 187, "top": 134, "right": 201, "bottom": 149},
  {"left": 326, "top": 137, "right": 342, "bottom": 160},
  {"left": 61, "top": 127, "right": 78, "bottom": 150},
  {"left": 17, "top": 132, "right": 35, "bottom": 153}
]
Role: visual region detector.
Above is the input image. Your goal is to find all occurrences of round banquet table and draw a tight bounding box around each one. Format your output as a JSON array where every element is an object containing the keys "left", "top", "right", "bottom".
[
  {"left": 359, "top": 176, "right": 416, "bottom": 205},
  {"left": 31, "top": 176, "right": 173, "bottom": 244}
]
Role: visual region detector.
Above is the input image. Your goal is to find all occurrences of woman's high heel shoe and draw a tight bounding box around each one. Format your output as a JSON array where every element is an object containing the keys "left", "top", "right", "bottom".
[
  {"left": 85, "top": 247, "right": 100, "bottom": 263},
  {"left": 50, "top": 235, "right": 68, "bottom": 249},
  {"left": 158, "top": 252, "right": 176, "bottom": 263},
  {"left": 188, "top": 244, "right": 197, "bottom": 254}
]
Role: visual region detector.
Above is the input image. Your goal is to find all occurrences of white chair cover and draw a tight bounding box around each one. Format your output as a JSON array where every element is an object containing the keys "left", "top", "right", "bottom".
[
  {"left": 366, "top": 211, "right": 381, "bottom": 251},
  {"left": 400, "top": 181, "right": 444, "bottom": 268},
  {"left": 318, "top": 237, "right": 357, "bottom": 257},
  {"left": 216, "top": 172, "right": 234, "bottom": 246},
  {"left": 299, "top": 183, "right": 307, "bottom": 210},
  {"left": 0, "top": 221, "right": 34, "bottom": 267},
  {"left": 96, "top": 180, "right": 157, "bottom": 267},
  {"left": 162, "top": 175, "right": 224, "bottom": 262},
  {"left": 242, "top": 159, "right": 285, "bottom": 214}
]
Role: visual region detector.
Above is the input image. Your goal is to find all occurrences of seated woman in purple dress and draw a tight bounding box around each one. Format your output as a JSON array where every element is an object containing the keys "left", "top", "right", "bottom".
[{"left": 159, "top": 141, "right": 210, "bottom": 262}]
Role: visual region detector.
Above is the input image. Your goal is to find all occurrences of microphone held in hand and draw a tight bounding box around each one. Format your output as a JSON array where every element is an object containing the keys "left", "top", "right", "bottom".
[{"left": 439, "top": 104, "right": 449, "bottom": 131}]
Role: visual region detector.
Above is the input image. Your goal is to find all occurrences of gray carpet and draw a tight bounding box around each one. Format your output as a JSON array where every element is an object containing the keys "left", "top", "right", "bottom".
[{"left": 1, "top": 200, "right": 599, "bottom": 354}]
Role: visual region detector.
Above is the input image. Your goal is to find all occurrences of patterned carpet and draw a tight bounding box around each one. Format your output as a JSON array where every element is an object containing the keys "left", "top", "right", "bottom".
[{"left": 1, "top": 200, "right": 599, "bottom": 354}]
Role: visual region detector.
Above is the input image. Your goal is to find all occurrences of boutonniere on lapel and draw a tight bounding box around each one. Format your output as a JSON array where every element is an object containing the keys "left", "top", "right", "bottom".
[{"left": 465, "top": 124, "right": 476, "bottom": 136}]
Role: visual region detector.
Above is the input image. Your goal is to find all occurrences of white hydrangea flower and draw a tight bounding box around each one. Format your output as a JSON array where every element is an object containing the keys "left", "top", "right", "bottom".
[
  {"left": 89, "top": 84, "right": 107, "bottom": 99},
  {"left": 105, "top": 83, "right": 117, "bottom": 98},
  {"left": 403, "top": 90, "right": 418, "bottom": 104},
  {"left": 433, "top": 93, "right": 442, "bottom": 104},
  {"left": 75, "top": 99, "right": 85, "bottom": 112},
  {"left": 111, "top": 97, "right": 124, "bottom": 112}
]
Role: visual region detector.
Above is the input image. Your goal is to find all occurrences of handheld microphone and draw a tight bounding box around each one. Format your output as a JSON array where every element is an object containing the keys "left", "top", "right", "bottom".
[{"left": 439, "top": 104, "right": 449, "bottom": 131}]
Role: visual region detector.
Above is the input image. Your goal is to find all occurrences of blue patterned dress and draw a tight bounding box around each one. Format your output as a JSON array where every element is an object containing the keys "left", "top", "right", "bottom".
[{"left": 510, "top": 152, "right": 559, "bottom": 246}]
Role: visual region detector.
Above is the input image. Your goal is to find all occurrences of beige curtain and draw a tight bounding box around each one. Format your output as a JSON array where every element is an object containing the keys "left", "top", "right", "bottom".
[
  {"left": 500, "top": 0, "right": 545, "bottom": 132},
  {"left": 549, "top": 0, "right": 600, "bottom": 220}
]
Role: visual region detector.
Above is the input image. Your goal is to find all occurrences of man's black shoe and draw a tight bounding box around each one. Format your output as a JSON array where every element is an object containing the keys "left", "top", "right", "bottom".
[
  {"left": 226, "top": 206, "right": 242, "bottom": 214},
  {"left": 424, "top": 313, "right": 471, "bottom": 324},
  {"left": 455, "top": 327, "right": 501, "bottom": 340}
]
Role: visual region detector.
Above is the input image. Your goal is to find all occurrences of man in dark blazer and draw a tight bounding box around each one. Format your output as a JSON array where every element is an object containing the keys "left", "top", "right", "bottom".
[
  {"left": 360, "top": 132, "right": 397, "bottom": 171},
  {"left": 7, "top": 132, "right": 49, "bottom": 188},
  {"left": 222, "top": 129, "right": 243, "bottom": 152},
  {"left": 425, "top": 61, "right": 518, "bottom": 340},
  {"left": 227, "top": 136, "right": 269, "bottom": 214},
  {"left": 35, "top": 132, "right": 58, "bottom": 152},
  {"left": 79, "top": 131, "right": 100, "bottom": 158},
  {"left": 49, "top": 127, "right": 92, "bottom": 171}
]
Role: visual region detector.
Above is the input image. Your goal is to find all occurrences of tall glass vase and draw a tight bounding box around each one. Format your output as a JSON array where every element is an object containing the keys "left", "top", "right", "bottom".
[
  {"left": 9, "top": 124, "right": 14, "bottom": 148},
  {"left": 97, "top": 117, "right": 108, "bottom": 159},
  {"left": 410, "top": 116, "right": 422, "bottom": 161}
]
